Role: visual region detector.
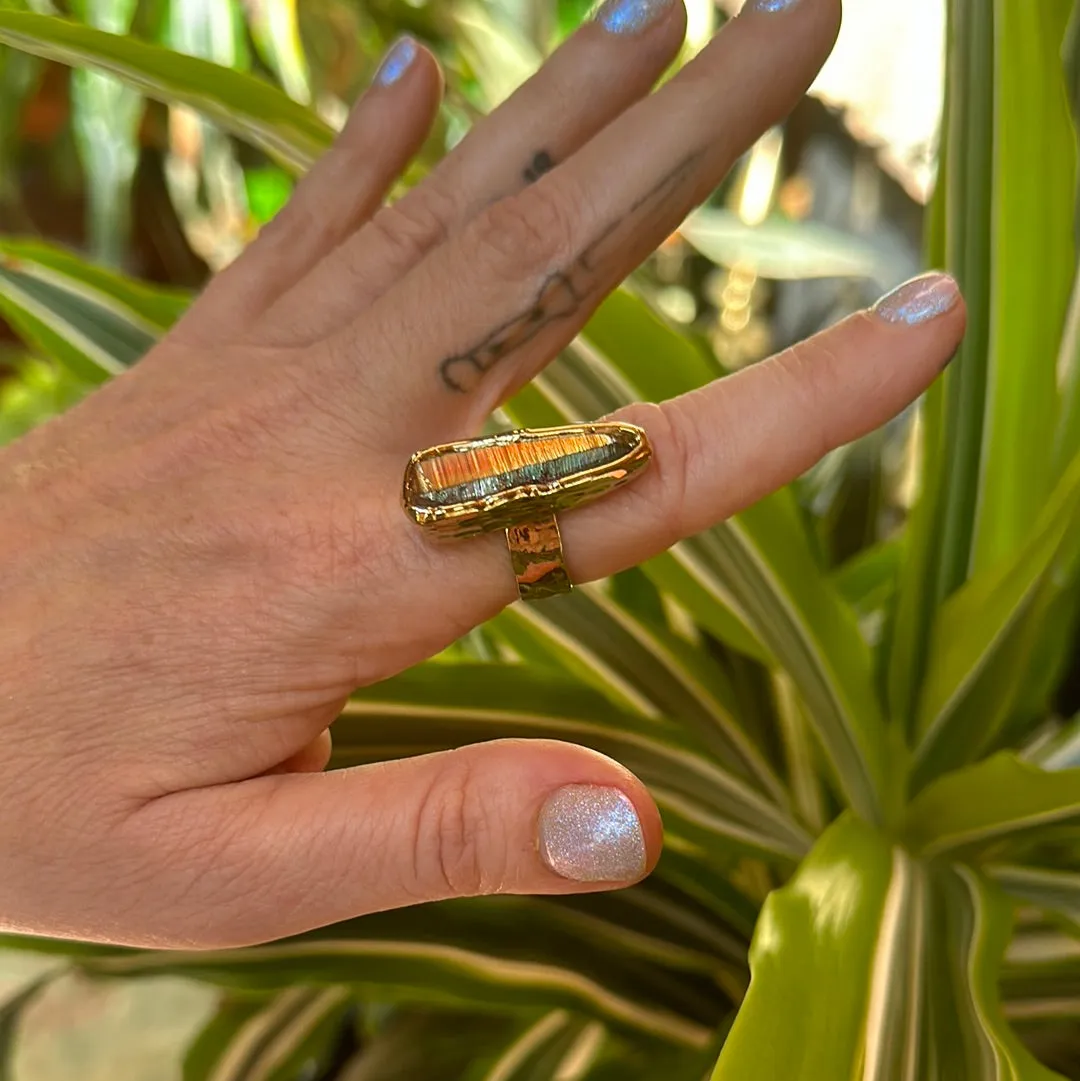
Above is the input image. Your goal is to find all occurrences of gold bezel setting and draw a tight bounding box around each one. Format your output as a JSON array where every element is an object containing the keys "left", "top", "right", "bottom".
[{"left": 402, "top": 422, "right": 653, "bottom": 540}]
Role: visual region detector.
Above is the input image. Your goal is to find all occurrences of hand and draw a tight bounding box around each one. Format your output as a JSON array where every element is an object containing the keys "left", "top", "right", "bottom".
[{"left": 0, "top": 0, "right": 963, "bottom": 949}]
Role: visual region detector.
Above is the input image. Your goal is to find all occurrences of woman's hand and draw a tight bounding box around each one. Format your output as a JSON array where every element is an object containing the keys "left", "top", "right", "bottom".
[{"left": 0, "top": 0, "right": 964, "bottom": 948}]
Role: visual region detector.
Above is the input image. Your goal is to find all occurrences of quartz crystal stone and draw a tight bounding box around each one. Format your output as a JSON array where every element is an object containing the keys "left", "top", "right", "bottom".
[{"left": 402, "top": 423, "right": 650, "bottom": 537}]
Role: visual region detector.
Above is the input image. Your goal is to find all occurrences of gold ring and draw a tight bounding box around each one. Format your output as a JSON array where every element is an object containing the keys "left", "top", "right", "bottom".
[{"left": 402, "top": 422, "right": 653, "bottom": 602}]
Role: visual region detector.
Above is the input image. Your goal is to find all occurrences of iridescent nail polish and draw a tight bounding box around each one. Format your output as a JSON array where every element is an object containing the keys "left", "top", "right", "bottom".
[
  {"left": 375, "top": 37, "right": 417, "bottom": 87},
  {"left": 537, "top": 784, "right": 646, "bottom": 883},
  {"left": 873, "top": 273, "right": 960, "bottom": 327},
  {"left": 594, "top": 0, "right": 671, "bottom": 35},
  {"left": 747, "top": 0, "right": 801, "bottom": 12}
]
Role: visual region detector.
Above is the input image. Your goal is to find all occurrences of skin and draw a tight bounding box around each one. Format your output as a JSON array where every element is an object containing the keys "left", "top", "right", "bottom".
[{"left": 0, "top": 0, "right": 965, "bottom": 949}]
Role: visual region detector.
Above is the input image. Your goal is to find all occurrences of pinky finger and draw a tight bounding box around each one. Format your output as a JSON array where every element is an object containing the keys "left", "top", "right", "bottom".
[{"left": 180, "top": 37, "right": 443, "bottom": 343}]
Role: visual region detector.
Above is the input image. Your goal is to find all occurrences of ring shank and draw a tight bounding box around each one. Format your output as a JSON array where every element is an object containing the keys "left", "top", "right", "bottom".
[{"left": 506, "top": 513, "right": 572, "bottom": 602}]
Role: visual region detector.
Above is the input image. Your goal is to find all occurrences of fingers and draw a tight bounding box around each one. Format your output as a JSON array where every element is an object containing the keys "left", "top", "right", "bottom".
[
  {"left": 332, "top": 0, "right": 840, "bottom": 437},
  {"left": 389, "top": 275, "right": 965, "bottom": 630},
  {"left": 177, "top": 38, "right": 442, "bottom": 344},
  {"left": 265, "top": 730, "right": 334, "bottom": 775},
  {"left": 255, "top": 0, "right": 688, "bottom": 346},
  {"left": 121, "top": 740, "right": 661, "bottom": 947}
]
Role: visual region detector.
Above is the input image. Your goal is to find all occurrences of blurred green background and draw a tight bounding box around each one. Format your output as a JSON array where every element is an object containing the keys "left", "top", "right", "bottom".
[
  {"left": 8, "top": 1, "right": 1080, "bottom": 1079},
  {"left": 0, "top": 0, "right": 947, "bottom": 1076}
]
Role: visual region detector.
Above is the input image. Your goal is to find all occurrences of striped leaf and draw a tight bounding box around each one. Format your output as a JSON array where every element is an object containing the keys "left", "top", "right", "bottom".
[
  {"left": 988, "top": 865, "right": 1080, "bottom": 921},
  {"left": 478, "top": 1010, "right": 607, "bottom": 1081},
  {"left": 81, "top": 928, "right": 713, "bottom": 1049},
  {"left": 904, "top": 754, "right": 1080, "bottom": 860},
  {"left": 970, "top": 0, "right": 1077, "bottom": 575},
  {"left": 1002, "top": 929, "right": 1080, "bottom": 1023},
  {"left": 0, "top": 11, "right": 333, "bottom": 173},
  {"left": 184, "top": 986, "right": 353, "bottom": 1081},
  {"left": 68, "top": 0, "right": 141, "bottom": 267},
  {"left": 546, "top": 873, "right": 750, "bottom": 996},
  {"left": 338, "top": 1010, "right": 519, "bottom": 1081},
  {"left": 712, "top": 816, "right": 1064, "bottom": 1080},
  {"left": 507, "top": 338, "right": 889, "bottom": 822},
  {"left": 0, "top": 238, "right": 188, "bottom": 381},
  {"left": 911, "top": 452, "right": 1080, "bottom": 790},
  {"left": 489, "top": 582, "right": 788, "bottom": 801},
  {"left": 711, "top": 815, "right": 927, "bottom": 1081},
  {"left": 916, "top": 867, "right": 1064, "bottom": 1079},
  {"left": 336, "top": 662, "right": 812, "bottom": 862}
]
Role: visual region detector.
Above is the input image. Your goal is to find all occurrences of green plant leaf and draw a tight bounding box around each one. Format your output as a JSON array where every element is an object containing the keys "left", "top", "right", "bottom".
[
  {"left": 711, "top": 815, "right": 926, "bottom": 1081},
  {"left": 0, "top": 238, "right": 189, "bottom": 381},
  {"left": 336, "top": 662, "right": 811, "bottom": 861},
  {"left": 489, "top": 583, "right": 787, "bottom": 801},
  {"left": 904, "top": 753, "right": 1080, "bottom": 859},
  {"left": 988, "top": 865, "right": 1080, "bottom": 921},
  {"left": 712, "top": 816, "right": 1064, "bottom": 1079},
  {"left": 0, "top": 356, "right": 88, "bottom": 443},
  {"left": 917, "top": 867, "right": 1064, "bottom": 1079},
  {"left": 911, "top": 452, "right": 1080, "bottom": 789},
  {"left": 831, "top": 540, "right": 901, "bottom": 622},
  {"left": 579, "top": 287, "right": 721, "bottom": 404},
  {"left": 339, "top": 1010, "right": 518, "bottom": 1081},
  {"left": 476, "top": 1010, "right": 607, "bottom": 1081},
  {"left": 679, "top": 208, "right": 889, "bottom": 281},
  {"left": 886, "top": 0, "right": 996, "bottom": 728},
  {"left": 0, "top": 975, "right": 54, "bottom": 1081},
  {"left": 1001, "top": 928, "right": 1080, "bottom": 1022},
  {"left": 0, "top": 10, "right": 333, "bottom": 172},
  {"left": 81, "top": 919, "right": 714, "bottom": 1049},
  {"left": 244, "top": 0, "right": 310, "bottom": 105},
  {"left": 68, "top": 0, "right": 141, "bottom": 268},
  {"left": 183, "top": 986, "right": 353, "bottom": 1081},
  {"left": 971, "top": 0, "right": 1077, "bottom": 574},
  {"left": 452, "top": 0, "right": 540, "bottom": 110}
]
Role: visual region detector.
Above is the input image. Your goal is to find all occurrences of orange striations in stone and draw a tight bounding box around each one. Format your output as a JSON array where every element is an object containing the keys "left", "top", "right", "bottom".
[{"left": 421, "top": 433, "right": 610, "bottom": 492}]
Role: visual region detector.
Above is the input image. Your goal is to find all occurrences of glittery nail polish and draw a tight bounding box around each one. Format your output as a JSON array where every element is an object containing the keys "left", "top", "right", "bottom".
[
  {"left": 746, "top": 0, "right": 801, "bottom": 12},
  {"left": 594, "top": 0, "right": 671, "bottom": 35},
  {"left": 873, "top": 273, "right": 960, "bottom": 327},
  {"left": 375, "top": 37, "right": 417, "bottom": 87},
  {"left": 537, "top": 785, "right": 646, "bottom": 883}
]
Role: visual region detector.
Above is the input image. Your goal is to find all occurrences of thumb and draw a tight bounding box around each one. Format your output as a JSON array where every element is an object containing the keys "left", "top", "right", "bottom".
[{"left": 120, "top": 739, "right": 662, "bottom": 948}]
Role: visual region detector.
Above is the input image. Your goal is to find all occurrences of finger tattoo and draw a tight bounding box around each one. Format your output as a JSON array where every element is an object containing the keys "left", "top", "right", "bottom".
[{"left": 439, "top": 148, "right": 704, "bottom": 394}]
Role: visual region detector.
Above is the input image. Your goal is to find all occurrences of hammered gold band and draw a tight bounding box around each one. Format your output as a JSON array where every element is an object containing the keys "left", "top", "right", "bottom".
[
  {"left": 402, "top": 422, "right": 652, "bottom": 603},
  {"left": 506, "top": 512, "right": 571, "bottom": 602}
]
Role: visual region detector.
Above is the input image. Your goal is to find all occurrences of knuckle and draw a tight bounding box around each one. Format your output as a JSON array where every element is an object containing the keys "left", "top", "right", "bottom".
[
  {"left": 408, "top": 750, "right": 500, "bottom": 900},
  {"left": 470, "top": 186, "right": 576, "bottom": 276},
  {"left": 615, "top": 400, "right": 693, "bottom": 543},
  {"left": 366, "top": 184, "right": 458, "bottom": 269},
  {"left": 769, "top": 343, "right": 838, "bottom": 462}
]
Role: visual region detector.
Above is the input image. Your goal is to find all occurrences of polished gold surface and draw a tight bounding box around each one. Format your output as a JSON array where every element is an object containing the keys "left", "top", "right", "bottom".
[
  {"left": 403, "top": 422, "right": 652, "bottom": 603},
  {"left": 506, "top": 512, "right": 572, "bottom": 601},
  {"left": 402, "top": 422, "right": 652, "bottom": 539}
]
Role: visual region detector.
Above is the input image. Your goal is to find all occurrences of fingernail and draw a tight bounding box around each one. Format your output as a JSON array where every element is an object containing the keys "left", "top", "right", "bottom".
[
  {"left": 375, "top": 36, "right": 417, "bottom": 87},
  {"left": 537, "top": 784, "right": 646, "bottom": 883},
  {"left": 873, "top": 273, "right": 960, "bottom": 327},
  {"left": 593, "top": 0, "right": 671, "bottom": 35},
  {"left": 746, "top": 0, "right": 801, "bottom": 12}
]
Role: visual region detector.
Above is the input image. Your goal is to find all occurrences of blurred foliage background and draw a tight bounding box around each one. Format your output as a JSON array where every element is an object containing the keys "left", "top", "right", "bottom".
[{"left": 2, "top": 2, "right": 1029, "bottom": 1081}]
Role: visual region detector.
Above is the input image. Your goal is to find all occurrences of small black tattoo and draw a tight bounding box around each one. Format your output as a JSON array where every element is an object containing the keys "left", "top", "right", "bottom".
[
  {"left": 523, "top": 150, "right": 555, "bottom": 185},
  {"left": 440, "top": 148, "right": 706, "bottom": 394}
]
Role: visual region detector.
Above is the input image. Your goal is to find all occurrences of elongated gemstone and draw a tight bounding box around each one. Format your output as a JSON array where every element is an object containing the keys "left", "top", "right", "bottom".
[{"left": 403, "top": 423, "right": 651, "bottom": 536}]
